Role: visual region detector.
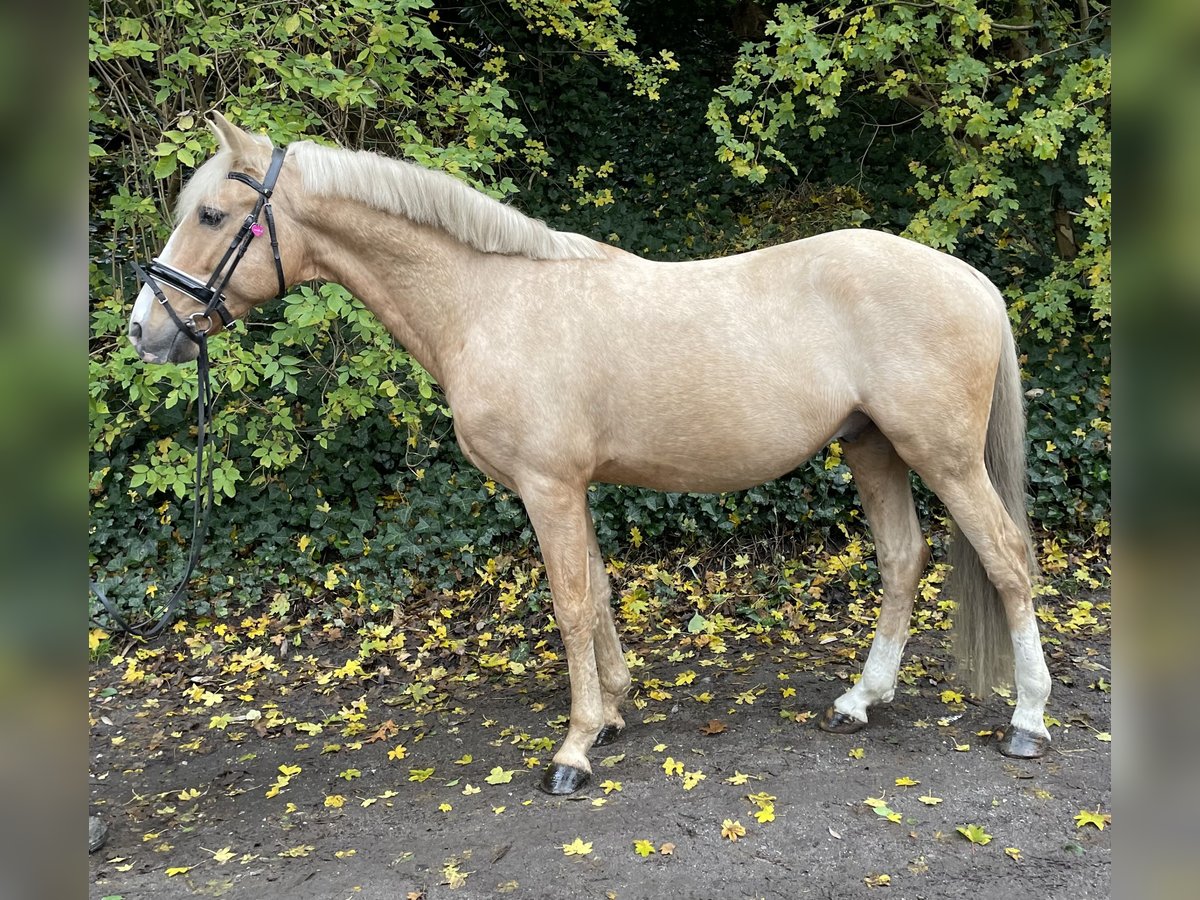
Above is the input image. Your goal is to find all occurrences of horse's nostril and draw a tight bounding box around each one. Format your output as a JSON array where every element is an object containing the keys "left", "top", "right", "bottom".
[{"left": 129, "top": 321, "right": 142, "bottom": 340}]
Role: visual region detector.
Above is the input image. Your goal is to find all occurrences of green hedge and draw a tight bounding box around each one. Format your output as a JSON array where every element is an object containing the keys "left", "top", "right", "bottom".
[{"left": 89, "top": 1, "right": 1109, "bottom": 620}]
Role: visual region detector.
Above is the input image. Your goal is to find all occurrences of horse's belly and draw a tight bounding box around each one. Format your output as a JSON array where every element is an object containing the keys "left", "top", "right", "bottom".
[{"left": 593, "top": 415, "right": 837, "bottom": 493}]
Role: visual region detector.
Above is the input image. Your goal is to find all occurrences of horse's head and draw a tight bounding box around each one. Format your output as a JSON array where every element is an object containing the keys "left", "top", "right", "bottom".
[{"left": 128, "top": 112, "right": 302, "bottom": 363}]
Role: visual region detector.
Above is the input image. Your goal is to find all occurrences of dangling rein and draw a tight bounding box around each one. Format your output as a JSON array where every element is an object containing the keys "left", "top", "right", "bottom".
[{"left": 90, "top": 146, "right": 289, "bottom": 637}]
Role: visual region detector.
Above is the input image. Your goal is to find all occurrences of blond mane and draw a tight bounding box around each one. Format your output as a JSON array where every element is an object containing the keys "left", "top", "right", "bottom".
[{"left": 177, "top": 138, "right": 604, "bottom": 261}]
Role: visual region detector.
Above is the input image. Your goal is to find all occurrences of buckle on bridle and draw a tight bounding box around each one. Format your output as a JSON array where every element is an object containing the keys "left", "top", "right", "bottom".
[{"left": 186, "top": 311, "right": 215, "bottom": 335}]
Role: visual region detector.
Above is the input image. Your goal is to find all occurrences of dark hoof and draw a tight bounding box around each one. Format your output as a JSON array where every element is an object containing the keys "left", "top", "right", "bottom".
[
  {"left": 819, "top": 707, "right": 866, "bottom": 734},
  {"left": 88, "top": 815, "right": 108, "bottom": 854},
  {"left": 540, "top": 763, "right": 591, "bottom": 795},
  {"left": 593, "top": 724, "right": 623, "bottom": 747},
  {"left": 995, "top": 725, "right": 1049, "bottom": 759}
]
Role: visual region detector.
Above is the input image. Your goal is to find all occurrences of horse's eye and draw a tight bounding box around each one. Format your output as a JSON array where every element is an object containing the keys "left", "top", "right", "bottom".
[{"left": 198, "top": 206, "right": 226, "bottom": 228}]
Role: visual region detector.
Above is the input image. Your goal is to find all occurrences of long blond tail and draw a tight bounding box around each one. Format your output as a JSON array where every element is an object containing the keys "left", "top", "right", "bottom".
[{"left": 948, "top": 305, "right": 1037, "bottom": 695}]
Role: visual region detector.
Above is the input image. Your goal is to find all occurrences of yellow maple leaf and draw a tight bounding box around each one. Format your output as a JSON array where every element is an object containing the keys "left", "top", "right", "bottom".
[
  {"left": 754, "top": 804, "right": 776, "bottom": 824},
  {"left": 462, "top": 784, "right": 481, "bottom": 795},
  {"left": 1005, "top": 847, "right": 1023, "bottom": 862},
  {"left": 663, "top": 757, "right": 684, "bottom": 776},
  {"left": 438, "top": 803, "right": 452, "bottom": 812},
  {"left": 600, "top": 779, "right": 622, "bottom": 794},
  {"left": 324, "top": 795, "right": 346, "bottom": 808},
  {"left": 895, "top": 776, "right": 920, "bottom": 787},
  {"left": 721, "top": 819, "right": 746, "bottom": 842},
  {"left": 562, "top": 837, "right": 593, "bottom": 856},
  {"left": 1074, "top": 809, "right": 1111, "bottom": 830},
  {"left": 165, "top": 866, "right": 191, "bottom": 877},
  {"left": 957, "top": 824, "right": 992, "bottom": 845},
  {"left": 633, "top": 839, "right": 656, "bottom": 857},
  {"left": 682, "top": 769, "right": 706, "bottom": 790},
  {"left": 484, "top": 766, "right": 515, "bottom": 785},
  {"left": 726, "top": 771, "right": 752, "bottom": 785},
  {"left": 848, "top": 747, "right": 865, "bottom": 759},
  {"left": 387, "top": 744, "right": 408, "bottom": 761},
  {"left": 918, "top": 795, "right": 944, "bottom": 806},
  {"left": 212, "top": 846, "right": 235, "bottom": 864}
]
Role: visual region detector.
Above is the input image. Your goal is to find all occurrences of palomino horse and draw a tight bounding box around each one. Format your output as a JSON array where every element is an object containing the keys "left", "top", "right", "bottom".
[{"left": 128, "top": 113, "right": 1052, "bottom": 794}]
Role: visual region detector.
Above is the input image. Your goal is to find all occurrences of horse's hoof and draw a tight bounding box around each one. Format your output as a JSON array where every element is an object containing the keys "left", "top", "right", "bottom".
[
  {"left": 593, "top": 724, "right": 623, "bottom": 747},
  {"left": 820, "top": 707, "right": 866, "bottom": 734},
  {"left": 540, "top": 763, "right": 591, "bottom": 795},
  {"left": 995, "top": 725, "right": 1049, "bottom": 759}
]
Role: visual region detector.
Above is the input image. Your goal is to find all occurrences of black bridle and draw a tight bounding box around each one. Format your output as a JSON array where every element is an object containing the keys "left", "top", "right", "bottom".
[{"left": 90, "top": 145, "right": 289, "bottom": 638}]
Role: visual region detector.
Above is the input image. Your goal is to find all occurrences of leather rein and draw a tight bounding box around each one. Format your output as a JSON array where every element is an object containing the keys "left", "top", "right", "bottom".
[{"left": 91, "top": 145, "right": 289, "bottom": 637}]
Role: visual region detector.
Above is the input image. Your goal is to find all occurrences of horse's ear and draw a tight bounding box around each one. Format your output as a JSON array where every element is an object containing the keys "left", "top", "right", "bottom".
[{"left": 207, "top": 110, "right": 257, "bottom": 158}]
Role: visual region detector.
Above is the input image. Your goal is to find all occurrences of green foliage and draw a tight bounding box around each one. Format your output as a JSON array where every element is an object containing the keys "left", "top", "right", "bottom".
[
  {"left": 89, "top": 1, "right": 1109, "bottom": 623},
  {"left": 708, "top": 1, "right": 1110, "bottom": 340}
]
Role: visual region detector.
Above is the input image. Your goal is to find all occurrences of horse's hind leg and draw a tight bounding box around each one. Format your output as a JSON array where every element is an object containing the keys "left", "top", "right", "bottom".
[
  {"left": 519, "top": 477, "right": 605, "bottom": 794},
  {"left": 924, "top": 463, "right": 1052, "bottom": 755},
  {"left": 821, "top": 424, "right": 929, "bottom": 732},
  {"left": 585, "top": 519, "right": 631, "bottom": 746}
]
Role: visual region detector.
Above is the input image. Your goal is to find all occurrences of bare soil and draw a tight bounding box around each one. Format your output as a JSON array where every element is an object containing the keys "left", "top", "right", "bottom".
[{"left": 89, "top": 602, "right": 1110, "bottom": 900}]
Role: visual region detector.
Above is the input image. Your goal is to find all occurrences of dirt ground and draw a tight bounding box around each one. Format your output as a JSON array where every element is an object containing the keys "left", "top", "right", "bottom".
[{"left": 89, "top": 596, "right": 1110, "bottom": 900}]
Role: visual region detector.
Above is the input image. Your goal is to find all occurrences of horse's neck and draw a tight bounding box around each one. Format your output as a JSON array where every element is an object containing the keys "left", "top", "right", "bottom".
[{"left": 301, "top": 197, "right": 479, "bottom": 384}]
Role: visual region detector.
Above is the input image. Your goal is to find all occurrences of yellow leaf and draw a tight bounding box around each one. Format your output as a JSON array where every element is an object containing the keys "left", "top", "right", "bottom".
[
  {"left": 388, "top": 745, "right": 408, "bottom": 761},
  {"left": 324, "top": 795, "right": 346, "bottom": 808},
  {"left": 1005, "top": 847, "right": 1022, "bottom": 862},
  {"left": 297, "top": 534, "right": 311, "bottom": 553},
  {"left": 454, "top": 754, "right": 473, "bottom": 765},
  {"left": 165, "top": 866, "right": 191, "bottom": 877},
  {"left": 662, "top": 757, "right": 684, "bottom": 776},
  {"left": 562, "top": 837, "right": 593, "bottom": 856},
  {"left": 864, "top": 874, "right": 891, "bottom": 888},
  {"left": 659, "top": 841, "right": 676, "bottom": 855},
  {"left": 409, "top": 767, "right": 435, "bottom": 782},
  {"left": 721, "top": 819, "right": 746, "bottom": 842},
  {"left": 493, "top": 806, "right": 506, "bottom": 815},
  {"left": 682, "top": 769, "right": 706, "bottom": 790},
  {"left": 1074, "top": 809, "right": 1111, "bottom": 830},
  {"left": 940, "top": 689, "right": 964, "bottom": 704},
  {"left": 1095, "top": 732, "right": 1111, "bottom": 742},
  {"left": 953, "top": 743, "right": 970, "bottom": 752},
  {"left": 600, "top": 780, "right": 622, "bottom": 794},
  {"left": 918, "top": 795, "right": 944, "bottom": 806},
  {"left": 485, "top": 766, "right": 515, "bottom": 785},
  {"left": 462, "top": 784, "right": 481, "bottom": 795},
  {"left": 849, "top": 747, "right": 865, "bottom": 759},
  {"left": 957, "top": 824, "right": 992, "bottom": 845},
  {"left": 633, "top": 839, "right": 656, "bottom": 857},
  {"left": 754, "top": 804, "right": 776, "bottom": 824},
  {"left": 726, "top": 771, "right": 751, "bottom": 785},
  {"left": 212, "top": 846, "right": 235, "bottom": 864},
  {"left": 895, "top": 777, "right": 920, "bottom": 787},
  {"left": 438, "top": 803, "right": 452, "bottom": 812}
]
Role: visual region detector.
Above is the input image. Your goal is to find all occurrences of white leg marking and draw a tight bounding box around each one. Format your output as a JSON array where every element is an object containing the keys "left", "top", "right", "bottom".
[
  {"left": 834, "top": 634, "right": 906, "bottom": 723},
  {"left": 1009, "top": 624, "right": 1052, "bottom": 737}
]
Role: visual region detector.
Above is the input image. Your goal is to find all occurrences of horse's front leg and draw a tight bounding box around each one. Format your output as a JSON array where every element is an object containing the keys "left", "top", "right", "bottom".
[
  {"left": 521, "top": 478, "right": 605, "bottom": 794},
  {"left": 586, "top": 521, "right": 631, "bottom": 746}
]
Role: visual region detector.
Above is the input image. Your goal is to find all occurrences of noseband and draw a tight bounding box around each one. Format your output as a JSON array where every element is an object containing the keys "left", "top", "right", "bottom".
[{"left": 132, "top": 144, "right": 289, "bottom": 341}]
